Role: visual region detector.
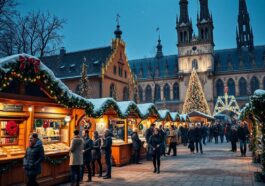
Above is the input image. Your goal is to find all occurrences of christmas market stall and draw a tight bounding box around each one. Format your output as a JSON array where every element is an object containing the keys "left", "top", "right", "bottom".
[
  {"left": 156, "top": 109, "right": 173, "bottom": 129},
  {"left": 240, "top": 90, "right": 265, "bottom": 182},
  {"left": 136, "top": 103, "right": 160, "bottom": 141},
  {"left": 187, "top": 111, "right": 214, "bottom": 124},
  {"left": 0, "top": 54, "right": 93, "bottom": 186},
  {"left": 170, "top": 112, "right": 181, "bottom": 127}
]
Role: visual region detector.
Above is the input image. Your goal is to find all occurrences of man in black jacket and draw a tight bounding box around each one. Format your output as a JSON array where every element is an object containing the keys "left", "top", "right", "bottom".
[
  {"left": 80, "top": 130, "right": 93, "bottom": 182},
  {"left": 145, "top": 124, "right": 155, "bottom": 160},
  {"left": 24, "top": 133, "right": 44, "bottom": 186},
  {"left": 237, "top": 122, "right": 249, "bottom": 157},
  {"left": 131, "top": 129, "right": 142, "bottom": 164},
  {"left": 101, "top": 129, "right": 112, "bottom": 179},
  {"left": 194, "top": 123, "right": 203, "bottom": 154}
]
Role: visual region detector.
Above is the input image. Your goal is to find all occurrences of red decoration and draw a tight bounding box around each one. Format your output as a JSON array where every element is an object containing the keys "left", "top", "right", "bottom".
[
  {"left": 18, "top": 56, "right": 40, "bottom": 73},
  {"left": 43, "top": 120, "right": 49, "bottom": 128},
  {"left": 6, "top": 121, "right": 18, "bottom": 136}
]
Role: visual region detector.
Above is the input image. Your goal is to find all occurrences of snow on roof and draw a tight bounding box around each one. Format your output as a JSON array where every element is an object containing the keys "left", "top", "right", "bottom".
[
  {"left": 158, "top": 109, "right": 171, "bottom": 120},
  {"left": 116, "top": 101, "right": 138, "bottom": 116},
  {"left": 0, "top": 53, "right": 92, "bottom": 109},
  {"left": 188, "top": 111, "right": 214, "bottom": 121},
  {"left": 254, "top": 89, "right": 265, "bottom": 96},
  {"left": 179, "top": 114, "right": 188, "bottom": 122},
  {"left": 170, "top": 112, "right": 180, "bottom": 121},
  {"left": 87, "top": 97, "right": 116, "bottom": 113},
  {"left": 137, "top": 103, "right": 157, "bottom": 118}
]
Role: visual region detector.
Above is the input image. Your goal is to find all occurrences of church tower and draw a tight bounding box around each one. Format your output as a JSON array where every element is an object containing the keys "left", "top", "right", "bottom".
[
  {"left": 197, "top": 0, "right": 214, "bottom": 45},
  {"left": 236, "top": 0, "right": 254, "bottom": 50},
  {"left": 176, "top": 0, "right": 193, "bottom": 46}
]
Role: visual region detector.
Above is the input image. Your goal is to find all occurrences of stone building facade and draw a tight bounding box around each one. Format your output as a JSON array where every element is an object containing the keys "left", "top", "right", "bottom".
[{"left": 129, "top": 0, "right": 265, "bottom": 113}]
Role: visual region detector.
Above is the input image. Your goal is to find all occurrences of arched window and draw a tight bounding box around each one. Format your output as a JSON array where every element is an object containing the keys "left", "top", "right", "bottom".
[
  {"left": 123, "top": 87, "right": 129, "bottom": 101},
  {"left": 184, "top": 31, "right": 187, "bottom": 42},
  {"left": 138, "top": 86, "right": 143, "bottom": 102},
  {"left": 163, "top": 84, "right": 170, "bottom": 101},
  {"left": 205, "top": 28, "right": 209, "bottom": 40},
  {"left": 192, "top": 59, "right": 198, "bottom": 70},
  {"left": 239, "top": 77, "right": 247, "bottom": 96},
  {"left": 251, "top": 76, "right": 260, "bottom": 94},
  {"left": 180, "top": 32, "right": 183, "bottom": 42},
  {"left": 216, "top": 79, "right": 224, "bottom": 96},
  {"left": 155, "top": 84, "right": 161, "bottom": 101},
  {"left": 145, "top": 85, "right": 152, "bottom": 102},
  {"left": 263, "top": 77, "right": 265, "bottom": 89},
  {"left": 173, "top": 82, "right": 179, "bottom": 100},
  {"left": 110, "top": 83, "right": 115, "bottom": 98},
  {"left": 227, "top": 78, "right": 235, "bottom": 96},
  {"left": 201, "top": 29, "right": 204, "bottom": 40}
]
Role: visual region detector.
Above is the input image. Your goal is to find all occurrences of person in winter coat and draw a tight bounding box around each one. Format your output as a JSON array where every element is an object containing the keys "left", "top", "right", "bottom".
[
  {"left": 149, "top": 128, "right": 162, "bottom": 174},
  {"left": 69, "top": 129, "right": 84, "bottom": 186},
  {"left": 91, "top": 131, "right": 102, "bottom": 177},
  {"left": 80, "top": 130, "right": 93, "bottom": 182},
  {"left": 131, "top": 129, "right": 142, "bottom": 164},
  {"left": 194, "top": 123, "right": 203, "bottom": 154},
  {"left": 101, "top": 129, "right": 112, "bottom": 179},
  {"left": 219, "top": 124, "right": 225, "bottom": 143},
  {"left": 180, "top": 125, "right": 188, "bottom": 146},
  {"left": 188, "top": 124, "right": 195, "bottom": 153},
  {"left": 237, "top": 122, "right": 250, "bottom": 157},
  {"left": 230, "top": 126, "right": 238, "bottom": 152},
  {"left": 167, "top": 125, "right": 177, "bottom": 156},
  {"left": 145, "top": 123, "right": 155, "bottom": 160},
  {"left": 159, "top": 125, "right": 167, "bottom": 156},
  {"left": 23, "top": 133, "right": 44, "bottom": 186},
  {"left": 213, "top": 125, "right": 219, "bottom": 144},
  {"left": 201, "top": 124, "right": 208, "bottom": 145}
]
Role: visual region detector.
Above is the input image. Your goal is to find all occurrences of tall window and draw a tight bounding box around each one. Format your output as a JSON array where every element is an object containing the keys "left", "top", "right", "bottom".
[
  {"left": 110, "top": 83, "right": 115, "bottom": 98},
  {"left": 239, "top": 77, "right": 247, "bottom": 96},
  {"left": 155, "top": 84, "right": 161, "bottom": 101},
  {"left": 138, "top": 86, "right": 143, "bottom": 102},
  {"left": 216, "top": 79, "right": 224, "bottom": 96},
  {"left": 173, "top": 82, "right": 179, "bottom": 100},
  {"left": 145, "top": 85, "right": 152, "bottom": 102},
  {"left": 163, "top": 84, "right": 170, "bottom": 101},
  {"left": 227, "top": 78, "right": 235, "bottom": 96},
  {"left": 251, "top": 76, "right": 260, "bottom": 94},
  {"left": 192, "top": 59, "right": 198, "bottom": 70},
  {"left": 123, "top": 87, "right": 129, "bottom": 101},
  {"left": 113, "top": 66, "right": 117, "bottom": 75}
]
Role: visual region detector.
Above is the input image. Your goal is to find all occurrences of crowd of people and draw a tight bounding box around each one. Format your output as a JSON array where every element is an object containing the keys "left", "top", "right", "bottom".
[{"left": 22, "top": 120, "right": 250, "bottom": 186}]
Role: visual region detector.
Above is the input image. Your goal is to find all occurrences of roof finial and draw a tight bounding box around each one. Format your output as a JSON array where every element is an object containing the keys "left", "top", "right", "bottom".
[
  {"left": 114, "top": 13, "right": 122, "bottom": 39},
  {"left": 155, "top": 27, "right": 163, "bottom": 59}
]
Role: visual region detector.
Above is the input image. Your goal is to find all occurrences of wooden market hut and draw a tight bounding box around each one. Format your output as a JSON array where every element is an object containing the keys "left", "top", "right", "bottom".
[
  {"left": 170, "top": 112, "right": 181, "bottom": 127},
  {"left": 187, "top": 111, "right": 214, "bottom": 124},
  {"left": 157, "top": 109, "right": 173, "bottom": 129},
  {"left": 0, "top": 54, "right": 93, "bottom": 186}
]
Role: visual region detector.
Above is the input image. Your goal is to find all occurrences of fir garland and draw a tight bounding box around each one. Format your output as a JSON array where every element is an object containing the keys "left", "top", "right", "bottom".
[{"left": 44, "top": 155, "right": 69, "bottom": 165}]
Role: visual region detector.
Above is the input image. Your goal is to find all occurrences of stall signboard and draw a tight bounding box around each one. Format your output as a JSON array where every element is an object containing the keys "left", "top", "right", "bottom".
[{"left": 3, "top": 104, "right": 23, "bottom": 112}]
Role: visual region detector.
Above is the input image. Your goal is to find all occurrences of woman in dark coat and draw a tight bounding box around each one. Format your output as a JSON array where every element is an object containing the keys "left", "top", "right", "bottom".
[
  {"left": 92, "top": 131, "right": 102, "bottom": 177},
  {"left": 131, "top": 129, "right": 142, "bottom": 164},
  {"left": 148, "top": 128, "right": 162, "bottom": 174},
  {"left": 23, "top": 133, "right": 44, "bottom": 186},
  {"left": 230, "top": 127, "right": 238, "bottom": 152},
  {"left": 80, "top": 129, "right": 93, "bottom": 182}
]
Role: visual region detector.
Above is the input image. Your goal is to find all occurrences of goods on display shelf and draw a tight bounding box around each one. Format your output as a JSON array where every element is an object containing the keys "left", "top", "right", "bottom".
[
  {"left": 0, "top": 146, "right": 25, "bottom": 157},
  {"left": 109, "top": 118, "right": 125, "bottom": 143},
  {"left": 0, "top": 121, "right": 19, "bottom": 145},
  {"left": 33, "top": 119, "right": 68, "bottom": 144},
  {"left": 43, "top": 143, "right": 70, "bottom": 153}
]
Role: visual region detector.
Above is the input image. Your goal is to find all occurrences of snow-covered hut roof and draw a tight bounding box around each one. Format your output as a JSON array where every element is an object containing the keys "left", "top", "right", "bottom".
[
  {"left": 170, "top": 112, "right": 180, "bottom": 122},
  {"left": 116, "top": 101, "right": 140, "bottom": 117},
  {"left": 137, "top": 103, "right": 159, "bottom": 119},
  {"left": 158, "top": 109, "right": 172, "bottom": 121}
]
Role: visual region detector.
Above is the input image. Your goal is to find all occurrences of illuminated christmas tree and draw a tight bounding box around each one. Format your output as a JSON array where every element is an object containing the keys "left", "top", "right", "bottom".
[
  {"left": 182, "top": 69, "right": 211, "bottom": 115},
  {"left": 78, "top": 63, "right": 90, "bottom": 98}
]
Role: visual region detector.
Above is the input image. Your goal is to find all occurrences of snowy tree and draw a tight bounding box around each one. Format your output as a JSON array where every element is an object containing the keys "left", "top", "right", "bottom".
[{"left": 78, "top": 63, "right": 89, "bottom": 98}]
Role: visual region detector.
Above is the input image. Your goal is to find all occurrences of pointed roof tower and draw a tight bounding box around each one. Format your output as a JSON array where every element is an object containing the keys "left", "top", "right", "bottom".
[
  {"left": 114, "top": 14, "right": 122, "bottom": 39},
  {"left": 236, "top": 0, "right": 254, "bottom": 50},
  {"left": 155, "top": 35, "right": 163, "bottom": 59}
]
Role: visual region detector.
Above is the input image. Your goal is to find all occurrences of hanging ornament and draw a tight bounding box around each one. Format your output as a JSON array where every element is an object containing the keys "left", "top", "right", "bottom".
[
  {"left": 43, "top": 120, "right": 49, "bottom": 128},
  {"left": 35, "top": 119, "right": 43, "bottom": 127},
  {"left": 6, "top": 121, "right": 18, "bottom": 136}
]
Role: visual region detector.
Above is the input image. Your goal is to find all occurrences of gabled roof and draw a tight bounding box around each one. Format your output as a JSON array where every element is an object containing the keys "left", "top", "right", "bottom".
[
  {"left": 137, "top": 103, "right": 159, "bottom": 119},
  {"left": 158, "top": 109, "right": 172, "bottom": 121},
  {"left": 188, "top": 111, "right": 215, "bottom": 121},
  {"left": 41, "top": 46, "right": 112, "bottom": 79},
  {"left": 116, "top": 101, "right": 140, "bottom": 118},
  {"left": 0, "top": 54, "right": 93, "bottom": 112},
  {"left": 170, "top": 112, "right": 180, "bottom": 121}
]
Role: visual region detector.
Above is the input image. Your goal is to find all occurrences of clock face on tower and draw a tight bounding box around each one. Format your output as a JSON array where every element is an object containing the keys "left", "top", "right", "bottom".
[{"left": 79, "top": 115, "right": 92, "bottom": 129}]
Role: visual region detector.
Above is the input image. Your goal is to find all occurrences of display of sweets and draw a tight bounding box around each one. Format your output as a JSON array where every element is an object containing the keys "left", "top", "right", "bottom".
[
  {"left": 3, "top": 146, "right": 25, "bottom": 156},
  {"left": 0, "top": 147, "right": 7, "bottom": 158}
]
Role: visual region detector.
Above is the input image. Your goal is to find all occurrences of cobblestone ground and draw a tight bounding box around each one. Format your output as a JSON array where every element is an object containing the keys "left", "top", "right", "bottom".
[{"left": 61, "top": 142, "right": 264, "bottom": 186}]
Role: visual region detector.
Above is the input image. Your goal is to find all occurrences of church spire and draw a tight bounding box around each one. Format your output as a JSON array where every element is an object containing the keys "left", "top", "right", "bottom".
[
  {"left": 114, "top": 14, "right": 122, "bottom": 39},
  {"left": 155, "top": 35, "right": 163, "bottom": 59},
  {"left": 237, "top": 0, "right": 254, "bottom": 50},
  {"left": 176, "top": 0, "right": 193, "bottom": 45},
  {"left": 198, "top": 0, "right": 210, "bottom": 21}
]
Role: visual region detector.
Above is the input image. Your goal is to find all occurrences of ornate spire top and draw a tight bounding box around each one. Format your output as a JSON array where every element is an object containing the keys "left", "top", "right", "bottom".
[
  {"left": 237, "top": 0, "right": 254, "bottom": 50},
  {"left": 178, "top": 0, "right": 190, "bottom": 24},
  {"left": 198, "top": 0, "right": 211, "bottom": 22},
  {"left": 155, "top": 27, "right": 163, "bottom": 58},
  {"left": 114, "top": 14, "right": 122, "bottom": 39}
]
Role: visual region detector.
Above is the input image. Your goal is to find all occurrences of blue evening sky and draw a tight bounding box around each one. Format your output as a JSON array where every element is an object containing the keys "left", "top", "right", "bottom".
[{"left": 17, "top": 0, "right": 265, "bottom": 60}]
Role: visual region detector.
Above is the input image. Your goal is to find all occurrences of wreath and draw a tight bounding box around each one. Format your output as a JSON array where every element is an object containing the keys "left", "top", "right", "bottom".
[
  {"left": 138, "top": 123, "right": 144, "bottom": 131},
  {"left": 6, "top": 121, "right": 18, "bottom": 136},
  {"left": 35, "top": 119, "right": 43, "bottom": 127}
]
